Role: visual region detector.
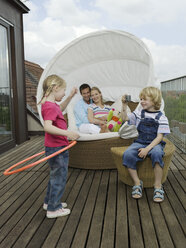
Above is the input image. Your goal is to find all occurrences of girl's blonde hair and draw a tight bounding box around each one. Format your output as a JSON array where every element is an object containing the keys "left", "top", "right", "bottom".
[
  {"left": 91, "top": 86, "right": 104, "bottom": 105},
  {"left": 38, "top": 75, "right": 66, "bottom": 104},
  {"left": 139, "top": 86, "right": 162, "bottom": 110}
]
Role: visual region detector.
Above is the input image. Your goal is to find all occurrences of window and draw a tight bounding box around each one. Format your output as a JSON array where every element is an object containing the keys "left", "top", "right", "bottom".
[{"left": 0, "top": 23, "right": 13, "bottom": 144}]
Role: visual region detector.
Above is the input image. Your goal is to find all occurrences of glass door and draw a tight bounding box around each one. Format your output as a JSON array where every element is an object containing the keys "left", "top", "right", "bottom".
[{"left": 0, "top": 24, "right": 14, "bottom": 145}]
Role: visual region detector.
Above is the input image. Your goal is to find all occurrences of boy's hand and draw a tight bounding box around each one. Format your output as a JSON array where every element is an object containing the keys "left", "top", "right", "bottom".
[
  {"left": 122, "top": 95, "right": 128, "bottom": 105},
  {"left": 67, "top": 131, "right": 80, "bottom": 140},
  {"left": 138, "top": 147, "right": 149, "bottom": 158}
]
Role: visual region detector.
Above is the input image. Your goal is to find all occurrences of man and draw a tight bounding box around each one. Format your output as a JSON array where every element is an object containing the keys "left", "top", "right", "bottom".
[
  {"left": 74, "top": 84, "right": 109, "bottom": 134},
  {"left": 74, "top": 84, "right": 93, "bottom": 133}
]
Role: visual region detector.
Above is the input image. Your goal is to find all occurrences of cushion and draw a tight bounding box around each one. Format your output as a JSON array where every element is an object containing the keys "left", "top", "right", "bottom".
[
  {"left": 119, "top": 122, "right": 138, "bottom": 139},
  {"left": 110, "top": 95, "right": 131, "bottom": 114},
  {"left": 77, "top": 131, "right": 120, "bottom": 141},
  {"left": 66, "top": 95, "right": 134, "bottom": 141},
  {"left": 66, "top": 94, "right": 81, "bottom": 131}
]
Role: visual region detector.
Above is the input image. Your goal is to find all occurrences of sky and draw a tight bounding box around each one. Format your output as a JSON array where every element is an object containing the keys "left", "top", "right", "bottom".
[{"left": 22, "top": 0, "right": 186, "bottom": 82}]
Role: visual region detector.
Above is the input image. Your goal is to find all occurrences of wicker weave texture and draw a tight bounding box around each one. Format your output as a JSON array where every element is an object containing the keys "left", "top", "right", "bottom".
[
  {"left": 111, "top": 138, "right": 175, "bottom": 188},
  {"left": 69, "top": 137, "right": 135, "bottom": 169}
]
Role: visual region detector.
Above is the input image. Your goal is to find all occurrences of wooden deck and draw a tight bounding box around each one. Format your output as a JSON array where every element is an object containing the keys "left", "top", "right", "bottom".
[{"left": 0, "top": 135, "right": 185, "bottom": 248}]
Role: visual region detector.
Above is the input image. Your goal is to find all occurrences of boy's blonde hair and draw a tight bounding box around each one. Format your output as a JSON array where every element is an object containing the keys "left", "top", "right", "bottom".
[
  {"left": 91, "top": 86, "right": 104, "bottom": 105},
  {"left": 39, "top": 75, "right": 66, "bottom": 103},
  {"left": 139, "top": 87, "right": 162, "bottom": 110}
]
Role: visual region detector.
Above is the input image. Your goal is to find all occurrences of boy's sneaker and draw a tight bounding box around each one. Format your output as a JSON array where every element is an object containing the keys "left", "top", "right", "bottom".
[
  {"left": 43, "top": 202, "right": 67, "bottom": 210},
  {"left": 47, "top": 208, "right": 70, "bottom": 218}
]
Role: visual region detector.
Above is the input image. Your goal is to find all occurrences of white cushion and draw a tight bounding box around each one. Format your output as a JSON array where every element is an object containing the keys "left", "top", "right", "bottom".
[
  {"left": 67, "top": 95, "right": 133, "bottom": 141},
  {"left": 110, "top": 95, "right": 131, "bottom": 114},
  {"left": 76, "top": 131, "right": 120, "bottom": 141},
  {"left": 119, "top": 122, "right": 138, "bottom": 139},
  {"left": 66, "top": 94, "right": 81, "bottom": 131}
]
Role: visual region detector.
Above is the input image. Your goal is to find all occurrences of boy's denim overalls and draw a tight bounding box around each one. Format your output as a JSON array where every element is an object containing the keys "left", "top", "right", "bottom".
[{"left": 123, "top": 110, "right": 166, "bottom": 170}]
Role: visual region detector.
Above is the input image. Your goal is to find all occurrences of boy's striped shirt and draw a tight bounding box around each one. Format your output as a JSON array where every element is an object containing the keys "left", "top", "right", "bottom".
[{"left": 128, "top": 109, "right": 170, "bottom": 135}]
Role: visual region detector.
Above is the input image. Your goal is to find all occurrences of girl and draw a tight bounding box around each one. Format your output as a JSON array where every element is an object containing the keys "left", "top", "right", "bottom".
[
  {"left": 39, "top": 75, "right": 79, "bottom": 218},
  {"left": 121, "top": 87, "right": 170, "bottom": 202},
  {"left": 88, "top": 87, "right": 111, "bottom": 133}
]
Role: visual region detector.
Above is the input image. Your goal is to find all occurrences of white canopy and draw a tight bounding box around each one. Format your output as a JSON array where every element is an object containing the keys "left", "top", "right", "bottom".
[
  {"left": 37, "top": 30, "right": 156, "bottom": 103},
  {"left": 37, "top": 30, "right": 159, "bottom": 140}
]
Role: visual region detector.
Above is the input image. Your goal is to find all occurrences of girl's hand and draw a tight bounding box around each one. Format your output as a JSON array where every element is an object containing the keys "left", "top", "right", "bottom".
[
  {"left": 70, "top": 87, "right": 78, "bottom": 98},
  {"left": 98, "top": 115, "right": 107, "bottom": 121},
  {"left": 99, "top": 120, "right": 107, "bottom": 126},
  {"left": 67, "top": 131, "right": 80, "bottom": 140},
  {"left": 138, "top": 148, "right": 149, "bottom": 158}
]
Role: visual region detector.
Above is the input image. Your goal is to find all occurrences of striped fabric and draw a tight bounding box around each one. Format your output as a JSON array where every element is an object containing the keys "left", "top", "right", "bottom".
[
  {"left": 88, "top": 103, "right": 111, "bottom": 118},
  {"left": 128, "top": 109, "right": 170, "bottom": 135}
]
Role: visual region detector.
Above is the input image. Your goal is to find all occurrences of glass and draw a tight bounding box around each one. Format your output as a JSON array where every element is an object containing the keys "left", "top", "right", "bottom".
[
  {"left": 0, "top": 24, "right": 13, "bottom": 144},
  {"left": 161, "top": 77, "right": 186, "bottom": 153}
]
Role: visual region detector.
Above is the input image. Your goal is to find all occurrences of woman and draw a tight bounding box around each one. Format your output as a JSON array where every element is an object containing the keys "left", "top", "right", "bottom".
[{"left": 87, "top": 87, "right": 111, "bottom": 133}]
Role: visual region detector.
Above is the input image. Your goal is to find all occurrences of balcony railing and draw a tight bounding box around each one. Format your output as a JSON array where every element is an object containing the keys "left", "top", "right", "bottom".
[{"left": 161, "top": 76, "right": 186, "bottom": 153}]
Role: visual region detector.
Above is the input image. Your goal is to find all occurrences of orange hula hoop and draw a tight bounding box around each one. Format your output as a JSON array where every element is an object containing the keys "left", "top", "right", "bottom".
[{"left": 3, "top": 141, "right": 77, "bottom": 176}]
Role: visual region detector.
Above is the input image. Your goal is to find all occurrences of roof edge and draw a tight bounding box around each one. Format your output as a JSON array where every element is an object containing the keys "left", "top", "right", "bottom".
[
  {"left": 11, "top": 0, "right": 30, "bottom": 13},
  {"left": 161, "top": 75, "right": 186, "bottom": 83}
]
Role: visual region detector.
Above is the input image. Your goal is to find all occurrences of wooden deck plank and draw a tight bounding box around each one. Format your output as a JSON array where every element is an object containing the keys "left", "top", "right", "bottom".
[
  {"left": 146, "top": 188, "right": 175, "bottom": 248},
  {"left": 41, "top": 169, "right": 81, "bottom": 248},
  {"left": 138, "top": 191, "right": 159, "bottom": 248},
  {"left": 0, "top": 170, "right": 47, "bottom": 216},
  {"left": 24, "top": 169, "right": 77, "bottom": 248},
  {"left": 101, "top": 170, "right": 117, "bottom": 248},
  {"left": 180, "top": 170, "right": 186, "bottom": 180},
  {"left": 161, "top": 187, "right": 186, "bottom": 248},
  {"left": 86, "top": 171, "right": 110, "bottom": 248},
  {"left": 56, "top": 170, "right": 95, "bottom": 248},
  {"left": 169, "top": 161, "right": 178, "bottom": 171},
  {"left": 127, "top": 187, "right": 144, "bottom": 248},
  {"left": 13, "top": 169, "right": 75, "bottom": 248},
  {"left": 0, "top": 136, "right": 44, "bottom": 167},
  {"left": 165, "top": 178, "right": 186, "bottom": 235},
  {"left": 0, "top": 157, "right": 48, "bottom": 201},
  {"left": 173, "top": 150, "right": 186, "bottom": 169},
  {"left": 0, "top": 150, "right": 44, "bottom": 185},
  {"left": 172, "top": 152, "right": 185, "bottom": 170},
  {"left": 115, "top": 181, "right": 129, "bottom": 248},
  {"left": 0, "top": 135, "right": 185, "bottom": 248},
  {"left": 71, "top": 170, "right": 102, "bottom": 248},
  {"left": 14, "top": 207, "right": 47, "bottom": 248},
  {"left": 168, "top": 171, "right": 186, "bottom": 207},
  {"left": 172, "top": 170, "right": 186, "bottom": 192},
  {"left": 0, "top": 175, "right": 48, "bottom": 247},
  {"left": 39, "top": 170, "right": 88, "bottom": 248},
  {"left": 0, "top": 171, "right": 47, "bottom": 230}
]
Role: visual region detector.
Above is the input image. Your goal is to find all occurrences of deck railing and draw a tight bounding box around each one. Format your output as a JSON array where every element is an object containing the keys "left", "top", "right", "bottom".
[{"left": 161, "top": 76, "right": 186, "bottom": 153}]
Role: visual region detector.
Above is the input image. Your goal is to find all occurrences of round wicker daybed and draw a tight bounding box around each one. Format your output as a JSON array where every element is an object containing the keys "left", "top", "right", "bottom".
[
  {"left": 37, "top": 30, "right": 157, "bottom": 170},
  {"left": 69, "top": 136, "right": 135, "bottom": 169}
]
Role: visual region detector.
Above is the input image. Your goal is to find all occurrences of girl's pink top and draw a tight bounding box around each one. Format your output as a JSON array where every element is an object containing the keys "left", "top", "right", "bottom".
[{"left": 41, "top": 101, "right": 69, "bottom": 147}]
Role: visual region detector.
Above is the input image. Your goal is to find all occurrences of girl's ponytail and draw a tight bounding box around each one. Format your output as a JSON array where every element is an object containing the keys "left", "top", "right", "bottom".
[{"left": 38, "top": 75, "right": 66, "bottom": 104}]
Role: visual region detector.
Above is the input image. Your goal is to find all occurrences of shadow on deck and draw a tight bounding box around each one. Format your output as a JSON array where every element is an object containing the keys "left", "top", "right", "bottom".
[{"left": 0, "top": 135, "right": 185, "bottom": 248}]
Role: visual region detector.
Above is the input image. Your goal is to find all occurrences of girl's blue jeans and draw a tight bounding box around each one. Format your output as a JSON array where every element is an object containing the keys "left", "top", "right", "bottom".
[
  {"left": 44, "top": 146, "right": 69, "bottom": 211},
  {"left": 122, "top": 142, "right": 165, "bottom": 170}
]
